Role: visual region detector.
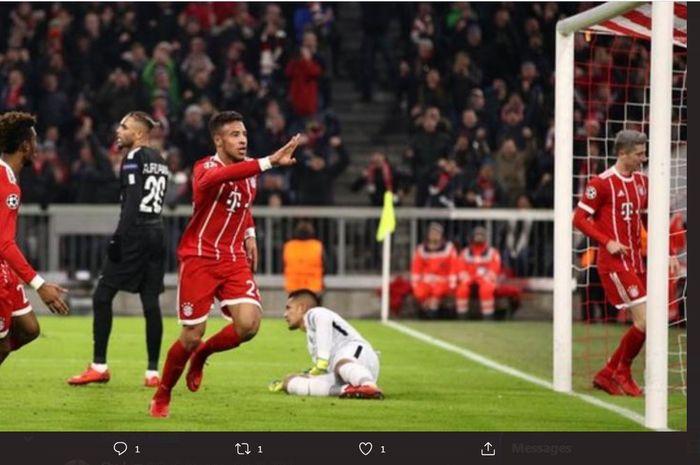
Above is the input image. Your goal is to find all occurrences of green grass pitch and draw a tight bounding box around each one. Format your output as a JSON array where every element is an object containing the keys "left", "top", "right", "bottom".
[{"left": 0, "top": 317, "right": 685, "bottom": 431}]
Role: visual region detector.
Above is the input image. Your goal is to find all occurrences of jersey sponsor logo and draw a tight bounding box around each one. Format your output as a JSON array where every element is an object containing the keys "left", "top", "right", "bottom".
[
  {"left": 181, "top": 301, "right": 194, "bottom": 317},
  {"left": 621, "top": 202, "right": 634, "bottom": 221},
  {"left": 225, "top": 189, "right": 243, "bottom": 213},
  {"left": 5, "top": 193, "right": 19, "bottom": 209},
  {"left": 628, "top": 285, "right": 639, "bottom": 298},
  {"left": 585, "top": 186, "right": 597, "bottom": 200}
]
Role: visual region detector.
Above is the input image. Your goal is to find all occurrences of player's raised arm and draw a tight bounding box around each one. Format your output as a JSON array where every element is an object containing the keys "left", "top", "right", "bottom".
[{"left": 197, "top": 111, "right": 300, "bottom": 192}]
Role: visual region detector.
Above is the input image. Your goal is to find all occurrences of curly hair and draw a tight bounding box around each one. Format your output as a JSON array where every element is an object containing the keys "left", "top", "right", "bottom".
[{"left": 0, "top": 111, "right": 36, "bottom": 154}]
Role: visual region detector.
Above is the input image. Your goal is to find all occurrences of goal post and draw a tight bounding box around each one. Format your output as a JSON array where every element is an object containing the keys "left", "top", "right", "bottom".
[{"left": 554, "top": 2, "right": 676, "bottom": 430}]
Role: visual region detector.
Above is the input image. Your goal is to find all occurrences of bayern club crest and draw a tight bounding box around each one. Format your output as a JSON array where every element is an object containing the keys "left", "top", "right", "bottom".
[
  {"left": 637, "top": 185, "right": 646, "bottom": 197},
  {"left": 585, "top": 186, "right": 597, "bottom": 200},
  {"left": 6, "top": 193, "right": 19, "bottom": 210},
  {"left": 182, "top": 302, "right": 194, "bottom": 317},
  {"left": 628, "top": 286, "right": 640, "bottom": 299}
]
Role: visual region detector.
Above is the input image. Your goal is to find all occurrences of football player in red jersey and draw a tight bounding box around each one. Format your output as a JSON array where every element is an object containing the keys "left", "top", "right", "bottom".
[
  {"left": 150, "top": 111, "right": 299, "bottom": 417},
  {"left": 573, "top": 130, "right": 679, "bottom": 397},
  {"left": 0, "top": 112, "right": 69, "bottom": 366}
]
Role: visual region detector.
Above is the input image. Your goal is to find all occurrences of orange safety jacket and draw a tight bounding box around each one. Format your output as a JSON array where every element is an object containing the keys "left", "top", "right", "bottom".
[{"left": 283, "top": 238, "right": 324, "bottom": 293}]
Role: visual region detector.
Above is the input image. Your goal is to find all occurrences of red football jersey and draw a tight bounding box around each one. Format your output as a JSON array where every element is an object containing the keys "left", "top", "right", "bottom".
[
  {"left": 577, "top": 166, "right": 648, "bottom": 274},
  {"left": 0, "top": 158, "right": 39, "bottom": 284},
  {"left": 178, "top": 155, "right": 261, "bottom": 262}
]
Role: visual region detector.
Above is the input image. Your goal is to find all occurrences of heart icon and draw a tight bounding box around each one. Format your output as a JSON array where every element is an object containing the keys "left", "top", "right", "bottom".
[{"left": 358, "top": 442, "right": 373, "bottom": 456}]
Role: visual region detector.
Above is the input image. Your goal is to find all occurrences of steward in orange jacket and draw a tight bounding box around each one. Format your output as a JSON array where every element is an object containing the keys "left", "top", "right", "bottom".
[
  {"left": 411, "top": 222, "right": 457, "bottom": 318},
  {"left": 284, "top": 221, "right": 324, "bottom": 294},
  {"left": 455, "top": 226, "right": 501, "bottom": 318}
]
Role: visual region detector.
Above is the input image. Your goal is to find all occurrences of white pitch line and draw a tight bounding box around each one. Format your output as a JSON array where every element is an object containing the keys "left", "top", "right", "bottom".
[{"left": 384, "top": 321, "right": 671, "bottom": 431}]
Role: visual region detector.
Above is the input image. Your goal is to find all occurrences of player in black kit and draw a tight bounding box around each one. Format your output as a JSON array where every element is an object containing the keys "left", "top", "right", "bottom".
[{"left": 68, "top": 112, "right": 169, "bottom": 387}]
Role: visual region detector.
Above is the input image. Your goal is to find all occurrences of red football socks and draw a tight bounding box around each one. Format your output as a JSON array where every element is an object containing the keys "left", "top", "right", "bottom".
[
  {"left": 619, "top": 325, "right": 646, "bottom": 369},
  {"left": 606, "top": 325, "right": 646, "bottom": 372},
  {"left": 200, "top": 324, "right": 241, "bottom": 357},
  {"left": 158, "top": 340, "right": 194, "bottom": 394}
]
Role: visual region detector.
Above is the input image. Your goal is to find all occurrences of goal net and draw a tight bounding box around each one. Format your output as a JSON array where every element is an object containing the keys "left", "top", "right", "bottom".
[{"left": 555, "top": 2, "right": 687, "bottom": 430}]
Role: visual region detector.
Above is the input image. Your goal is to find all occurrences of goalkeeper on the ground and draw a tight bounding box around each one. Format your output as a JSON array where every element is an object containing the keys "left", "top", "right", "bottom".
[{"left": 269, "top": 289, "right": 384, "bottom": 399}]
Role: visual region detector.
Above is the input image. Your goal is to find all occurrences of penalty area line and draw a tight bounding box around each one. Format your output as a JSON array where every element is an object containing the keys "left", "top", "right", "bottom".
[{"left": 383, "top": 320, "right": 666, "bottom": 431}]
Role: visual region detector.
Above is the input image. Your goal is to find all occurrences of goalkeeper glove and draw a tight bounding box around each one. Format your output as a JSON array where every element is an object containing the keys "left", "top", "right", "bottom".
[
  {"left": 268, "top": 379, "right": 285, "bottom": 393},
  {"left": 306, "top": 358, "right": 329, "bottom": 376}
]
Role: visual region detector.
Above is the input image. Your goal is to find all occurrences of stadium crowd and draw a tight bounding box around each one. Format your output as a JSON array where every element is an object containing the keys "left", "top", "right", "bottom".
[
  {"left": 1, "top": 2, "right": 666, "bottom": 213},
  {"left": 0, "top": 2, "right": 344, "bottom": 207}
]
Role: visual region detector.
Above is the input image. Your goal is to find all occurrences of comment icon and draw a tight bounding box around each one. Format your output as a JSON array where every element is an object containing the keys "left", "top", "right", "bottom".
[{"left": 113, "top": 442, "right": 128, "bottom": 456}]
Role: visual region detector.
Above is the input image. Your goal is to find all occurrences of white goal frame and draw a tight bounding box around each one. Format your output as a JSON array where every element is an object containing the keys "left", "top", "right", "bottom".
[{"left": 554, "top": 2, "right": 675, "bottom": 430}]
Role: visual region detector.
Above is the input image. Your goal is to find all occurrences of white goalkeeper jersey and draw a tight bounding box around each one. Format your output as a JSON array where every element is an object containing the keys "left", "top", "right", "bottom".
[{"left": 303, "top": 306, "right": 367, "bottom": 363}]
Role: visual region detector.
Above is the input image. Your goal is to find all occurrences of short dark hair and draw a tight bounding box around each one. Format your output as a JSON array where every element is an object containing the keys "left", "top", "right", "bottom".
[
  {"left": 288, "top": 289, "right": 321, "bottom": 307},
  {"left": 0, "top": 111, "right": 36, "bottom": 153},
  {"left": 126, "top": 111, "right": 158, "bottom": 130},
  {"left": 208, "top": 111, "right": 244, "bottom": 137},
  {"left": 613, "top": 130, "right": 647, "bottom": 157}
]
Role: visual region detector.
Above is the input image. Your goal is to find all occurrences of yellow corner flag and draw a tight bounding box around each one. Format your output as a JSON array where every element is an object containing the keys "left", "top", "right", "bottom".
[{"left": 376, "top": 191, "right": 396, "bottom": 242}]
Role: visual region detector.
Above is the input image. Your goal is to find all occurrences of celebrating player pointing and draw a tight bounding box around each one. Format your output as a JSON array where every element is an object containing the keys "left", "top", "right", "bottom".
[
  {"left": 0, "top": 112, "right": 69, "bottom": 366},
  {"left": 150, "top": 111, "right": 299, "bottom": 417},
  {"left": 573, "top": 130, "right": 677, "bottom": 397}
]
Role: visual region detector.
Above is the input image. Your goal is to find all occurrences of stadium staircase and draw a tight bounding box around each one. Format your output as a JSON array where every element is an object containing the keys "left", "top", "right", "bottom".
[{"left": 332, "top": 3, "right": 408, "bottom": 206}]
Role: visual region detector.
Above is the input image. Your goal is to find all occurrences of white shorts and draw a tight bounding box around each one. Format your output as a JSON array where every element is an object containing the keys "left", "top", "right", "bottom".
[{"left": 330, "top": 341, "right": 380, "bottom": 382}]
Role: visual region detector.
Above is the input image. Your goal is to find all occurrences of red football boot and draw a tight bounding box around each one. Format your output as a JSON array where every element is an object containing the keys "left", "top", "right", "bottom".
[
  {"left": 593, "top": 367, "right": 623, "bottom": 395},
  {"left": 340, "top": 384, "right": 385, "bottom": 400},
  {"left": 67, "top": 365, "right": 111, "bottom": 385},
  {"left": 613, "top": 368, "right": 644, "bottom": 397},
  {"left": 149, "top": 392, "right": 171, "bottom": 418}
]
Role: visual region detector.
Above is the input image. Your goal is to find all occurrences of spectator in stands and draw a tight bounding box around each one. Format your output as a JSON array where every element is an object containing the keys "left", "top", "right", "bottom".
[
  {"left": 37, "top": 73, "right": 71, "bottom": 133},
  {"left": 302, "top": 29, "right": 331, "bottom": 109},
  {"left": 415, "top": 69, "right": 451, "bottom": 117},
  {"left": 283, "top": 220, "right": 325, "bottom": 295},
  {"left": 95, "top": 67, "right": 138, "bottom": 136},
  {"left": 410, "top": 222, "right": 457, "bottom": 319},
  {"left": 256, "top": 4, "right": 287, "bottom": 90},
  {"left": 71, "top": 140, "right": 114, "bottom": 203},
  {"left": 427, "top": 158, "right": 461, "bottom": 209},
  {"left": 0, "top": 68, "right": 31, "bottom": 112},
  {"left": 460, "top": 161, "right": 506, "bottom": 208},
  {"left": 20, "top": 141, "right": 68, "bottom": 207},
  {"left": 285, "top": 43, "right": 322, "bottom": 119},
  {"left": 493, "top": 137, "right": 534, "bottom": 206},
  {"left": 405, "top": 110, "right": 451, "bottom": 206},
  {"left": 173, "top": 104, "right": 211, "bottom": 169},
  {"left": 447, "top": 51, "right": 482, "bottom": 115},
  {"left": 351, "top": 150, "right": 397, "bottom": 207},
  {"left": 292, "top": 135, "right": 349, "bottom": 205},
  {"left": 455, "top": 226, "right": 501, "bottom": 320},
  {"left": 502, "top": 194, "right": 535, "bottom": 276},
  {"left": 180, "top": 36, "right": 215, "bottom": 83},
  {"left": 142, "top": 41, "right": 180, "bottom": 114}
]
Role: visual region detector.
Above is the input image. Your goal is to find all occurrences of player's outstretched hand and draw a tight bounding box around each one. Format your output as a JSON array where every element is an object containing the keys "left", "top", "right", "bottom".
[
  {"left": 605, "top": 240, "right": 630, "bottom": 256},
  {"left": 37, "top": 283, "right": 70, "bottom": 315},
  {"left": 270, "top": 134, "right": 301, "bottom": 167}
]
